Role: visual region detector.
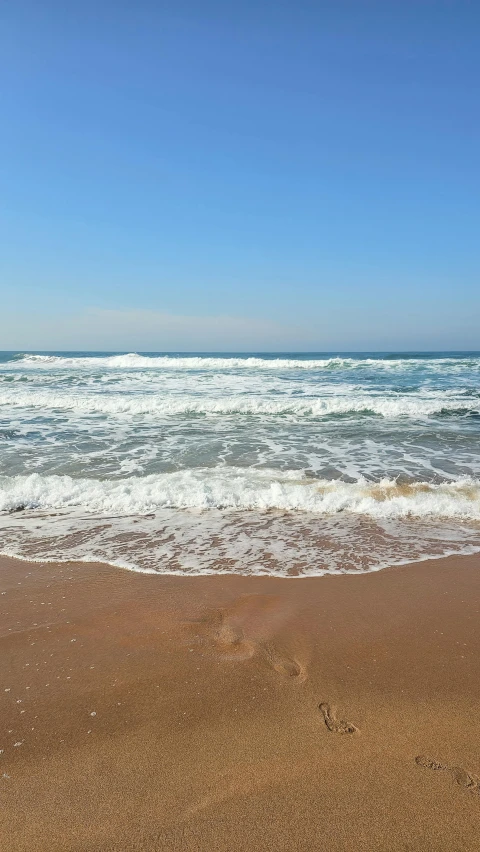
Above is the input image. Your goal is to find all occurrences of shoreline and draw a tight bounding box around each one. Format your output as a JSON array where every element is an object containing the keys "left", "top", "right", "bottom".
[
  {"left": 2, "top": 534, "right": 480, "bottom": 577},
  {"left": 0, "top": 541, "right": 478, "bottom": 576},
  {"left": 1, "top": 552, "right": 480, "bottom": 850}
]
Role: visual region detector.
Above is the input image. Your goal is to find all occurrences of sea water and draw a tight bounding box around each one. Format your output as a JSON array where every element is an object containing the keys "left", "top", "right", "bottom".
[{"left": 0, "top": 351, "right": 479, "bottom": 576}]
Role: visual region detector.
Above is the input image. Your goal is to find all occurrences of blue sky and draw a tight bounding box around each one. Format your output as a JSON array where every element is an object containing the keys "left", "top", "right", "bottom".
[{"left": 1, "top": 0, "right": 479, "bottom": 350}]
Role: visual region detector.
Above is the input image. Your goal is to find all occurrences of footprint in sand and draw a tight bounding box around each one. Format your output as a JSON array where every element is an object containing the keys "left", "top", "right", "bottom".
[
  {"left": 212, "top": 613, "right": 256, "bottom": 660},
  {"left": 260, "top": 642, "right": 306, "bottom": 682},
  {"left": 185, "top": 608, "right": 255, "bottom": 660},
  {"left": 319, "top": 702, "right": 358, "bottom": 734},
  {"left": 415, "top": 755, "right": 480, "bottom": 794},
  {"left": 187, "top": 596, "right": 307, "bottom": 680}
]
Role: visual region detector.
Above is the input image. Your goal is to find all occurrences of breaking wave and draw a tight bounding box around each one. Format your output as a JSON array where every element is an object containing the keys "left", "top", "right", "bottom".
[
  {"left": 0, "top": 389, "right": 477, "bottom": 418},
  {"left": 9, "top": 352, "right": 480, "bottom": 372},
  {"left": 1, "top": 470, "right": 480, "bottom": 519}
]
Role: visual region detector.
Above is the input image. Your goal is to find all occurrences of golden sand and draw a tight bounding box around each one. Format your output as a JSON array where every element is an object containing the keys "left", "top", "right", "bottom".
[{"left": 1, "top": 553, "right": 480, "bottom": 851}]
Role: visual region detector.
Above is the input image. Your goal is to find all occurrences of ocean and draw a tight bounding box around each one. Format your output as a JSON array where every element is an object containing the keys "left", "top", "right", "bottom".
[{"left": 1, "top": 351, "right": 479, "bottom": 576}]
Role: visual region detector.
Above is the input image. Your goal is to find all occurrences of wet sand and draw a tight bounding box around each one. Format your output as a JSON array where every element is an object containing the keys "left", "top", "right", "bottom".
[{"left": 1, "top": 553, "right": 480, "bottom": 851}]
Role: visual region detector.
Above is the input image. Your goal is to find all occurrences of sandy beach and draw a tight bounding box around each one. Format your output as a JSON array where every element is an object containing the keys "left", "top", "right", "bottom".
[
  {"left": 1, "top": 553, "right": 480, "bottom": 851},
  {"left": 3, "top": 0, "right": 479, "bottom": 845}
]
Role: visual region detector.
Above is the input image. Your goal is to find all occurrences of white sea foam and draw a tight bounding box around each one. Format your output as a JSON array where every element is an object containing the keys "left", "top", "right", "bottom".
[
  {"left": 1, "top": 502, "right": 479, "bottom": 577},
  {"left": 0, "top": 388, "right": 476, "bottom": 418},
  {"left": 1, "top": 470, "right": 480, "bottom": 519}
]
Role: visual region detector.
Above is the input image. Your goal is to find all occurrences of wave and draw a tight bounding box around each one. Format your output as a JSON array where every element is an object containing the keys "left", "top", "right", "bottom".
[
  {"left": 9, "top": 353, "right": 480, "bottom": 372},
  {"left": 0, "top": 388, "right": 477, "bottom": 418},
  {"left": 9, "top": 353, "right": 364, "bottom": 370},
  {"left": 1, "top": 470, "right": 480, "bottom": 519}
]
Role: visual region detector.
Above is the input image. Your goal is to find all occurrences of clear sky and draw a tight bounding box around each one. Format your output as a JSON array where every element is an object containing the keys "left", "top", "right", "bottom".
[{"left": 1, "top": 0, "right": 479, "bottom": 351}]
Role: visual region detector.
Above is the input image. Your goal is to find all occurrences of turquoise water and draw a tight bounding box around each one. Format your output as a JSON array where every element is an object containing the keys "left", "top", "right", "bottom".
[{"left": 0, "top": 351, "right": 479, "bottom": 575}]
